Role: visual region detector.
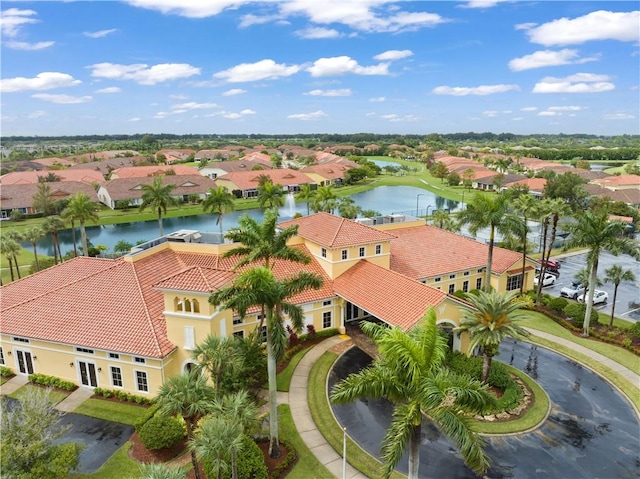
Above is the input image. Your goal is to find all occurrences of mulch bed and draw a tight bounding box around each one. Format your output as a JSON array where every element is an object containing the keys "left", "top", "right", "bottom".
[
  {"left": 257, "top": 441, "right": 293, "bottom": 478},
  {"left": 90, "top": 394, "right": 152, "bottom": 407},
  {"left": 129, "top": 431, "right": 188, "bottom": 463}
]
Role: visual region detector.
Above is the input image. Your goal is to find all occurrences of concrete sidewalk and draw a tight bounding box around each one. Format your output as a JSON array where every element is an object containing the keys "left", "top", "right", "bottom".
[
  {"left": 0, "top": 374, "right": 28, "bottom": 395},
  {"left": 56, "top": 386, "right": 94, "bottom": 412}
]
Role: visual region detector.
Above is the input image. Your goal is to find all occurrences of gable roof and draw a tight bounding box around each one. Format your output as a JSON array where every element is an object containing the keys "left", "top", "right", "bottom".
[
  {"left": 201, "top": 159, "right": 273, "bottom": 174},
  {"left": 301, "top": 163, "right": 352, "bottom": 180},
  {"left": 333, "top": 260, "right": 446, "bottom": 330},
  {"left": 1, "top": 169, "right": 105, "bottom": 185},
  {"left": 110, "top": 165, "right": 199, "bottom": 178},
  {"left": 389, "top": 224, "right": 523, "bottom": 279},
  {"left": 279, "top": 213, "right": 396, "bottom": 248},
  {"left": 0, "top": 181, "right": 99, "bottom": 210},
  {"left": 100, "top": 175, "right": 217, "bottom": 200},
  {"left": 154, "top": 267, "right": 236, "bottom": 293},
  {"left": 216, "top": 168, "right": 314, "bottom": 190}
]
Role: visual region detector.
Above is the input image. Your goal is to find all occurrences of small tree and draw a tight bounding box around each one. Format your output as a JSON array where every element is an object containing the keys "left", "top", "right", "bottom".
[
  {"left": 604, "top": 265, "right": 636, "bottom": 327},
  {"left": 447, "top": 171, "right": 461, "bottom": 186},
  {"left": 114, "top": 239, "right": 134, "bottom": 253},
  {"left": 432, "top": 162, "right": 449, "bottom": 182}
]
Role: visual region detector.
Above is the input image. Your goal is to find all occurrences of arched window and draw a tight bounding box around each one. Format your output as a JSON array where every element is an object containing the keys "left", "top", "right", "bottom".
[
  {"left": 174, "top": 297, "right": 183, "bottom": 312},
  {"left": 184, "top": 299, "right": 192, "bottom": 313},
  {"left": 192, "top": 299, "right": 200, "bottom": 313}
]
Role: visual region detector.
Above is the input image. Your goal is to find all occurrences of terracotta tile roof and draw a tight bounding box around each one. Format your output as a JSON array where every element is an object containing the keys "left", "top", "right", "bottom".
[
  {"left": 68, "top": 156, "right": 148, "bottom": 176},
  {"left": 216, "top": 169, "right": 314, "bottom": 190},
  {"left": 583, "top": 184, "right": 640, "bottom": 205},
  {"left": 475, "top": 173, "right": 526, "bottom": 185},
  {"left": 0, "top": 169, "right": 105, "bottom": 185},
  {"left": 0, "top": 181, "right": 99, "bottom": 210},
  {"left": 592, "top": 174, "right": 640, "bottom": 189},
  {"left": 333, "top": 260, "right": 446, "bottom": 330},
  {"left": 314, "top": 152, "right": 359, "bottom": 168},
  {"left": 301, "top": 163, "right": 352, "bottom": 180},
  {"left": 111, "top": 165, "right": 200, "bottom": 178},
  {"left": 99, "top": 175, "right": 217, "bottom": 201},
  {"left": 505, "top": 178, "right": 547, "bottom": 192},
  {"left": 32, "top": 157, "right": 75, "bottom": 168},
  {"left": 154, "top": 267, "right": 235, "bottom": 293},
  {"left": 203, "top": 159, "right": 273, "bottom": 174},
  {"left": 389, "top": 225, "right": 522, "bottom": 279},
  {"left": 279, "top": 213, "right": 396, "bottom": 248}
]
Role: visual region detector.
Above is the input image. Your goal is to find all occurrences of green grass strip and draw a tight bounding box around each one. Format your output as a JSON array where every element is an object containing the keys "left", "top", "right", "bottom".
[
  {"left": 278, "top": 404, "right": 335, "bottom": 479},
  {"left": 73, "top": 398, "right": 150, "bottom": 426},
  {"left": 7, "top": 384, "right": 70, "bottom": 405},
  {"left": 70, "top": 443, "right": 142, "bottom": 479},
  {"left": 277, "top": 346, "right": 312, "bottom": 392},
  {"left": 308, "top": 351, "right": 405, "bottom": 479}
]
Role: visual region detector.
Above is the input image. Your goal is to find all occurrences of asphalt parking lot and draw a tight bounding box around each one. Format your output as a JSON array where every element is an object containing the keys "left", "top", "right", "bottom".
[{"left": 540, "top": 250, "right": 640, "bottom": 322}]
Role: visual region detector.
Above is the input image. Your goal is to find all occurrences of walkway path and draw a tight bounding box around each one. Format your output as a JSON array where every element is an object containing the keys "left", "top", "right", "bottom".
[{"left": 0, "top": 374, "right": 28, "bottom": 395}]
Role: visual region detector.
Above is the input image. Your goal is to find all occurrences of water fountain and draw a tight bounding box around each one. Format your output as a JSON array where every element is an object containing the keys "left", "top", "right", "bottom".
[{"left": 281, "top": 192, "right": 296, "bottom": 217}]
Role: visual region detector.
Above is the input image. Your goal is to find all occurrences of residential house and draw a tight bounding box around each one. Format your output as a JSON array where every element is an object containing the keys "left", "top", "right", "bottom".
[
  {"left": 109, "top": 165, "right": 200, "bottom": 179},
  {"left": 97, "top": 175, "right": 217, "bottom": 209},
  {"left": 590, "top": 174, "right": 640, "bottom": 191},
  {"left": 0, "top": 182, "right": 99, "bottom": 219},
  {"left": 0, "top": 213, "right": 536, "bottom": 395},
  {"left": 67, "top": 156, "right": 150, "bottom": 177},
  {"left": 502, "top": 178, "right": 547, "bottom": 198},
  {"left": 301, "top": 163, "right": 351, "bottom": 187},
  {"left": 156, "top": 149, "right": 195, "bottom": 164},
  {"left": 0, "top": 169, "right": 105, "bottom": 186},
  {"left": 583, "top": 184, "right": 640, "bottom": 207},
  {"left": 199, "top": 159, "right": 273, "bottom": 180},
  {"left": 215, "top": 168, "right": 315, "bottom": 198},
  {"left": 472, "top": 173, "right": 526, "bottom": 191}
]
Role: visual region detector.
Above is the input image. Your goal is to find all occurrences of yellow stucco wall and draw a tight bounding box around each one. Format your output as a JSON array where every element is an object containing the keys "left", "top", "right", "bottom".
[{"left": 302, "top": 240, "right": 391, "bottom": 279}]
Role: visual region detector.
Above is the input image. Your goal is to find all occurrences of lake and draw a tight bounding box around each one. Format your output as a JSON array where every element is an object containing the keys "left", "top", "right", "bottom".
[{"left": 33, "top": 186, "right": 461, "bottom": 256}]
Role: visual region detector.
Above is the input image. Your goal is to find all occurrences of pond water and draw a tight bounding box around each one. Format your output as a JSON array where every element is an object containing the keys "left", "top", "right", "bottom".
[
  {"left": 330, "top": 339, "right": 640, "bottom": 478},
  {"left": 32, "top": 186, "right": 460, "bottom": 256}
]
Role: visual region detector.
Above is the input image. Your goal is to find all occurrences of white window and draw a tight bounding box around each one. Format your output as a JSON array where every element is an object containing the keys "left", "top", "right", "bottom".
[
  {"left": 463, "top": 280, "right": 469, "bottom": 293},
  {"left": 76, "top": 347, "right": 94, "bottom": 354},
  {"left": 13, "top": 337, "right": 29, "bottom": 343},
  {"left": 323, "top": 300, "right": 332, "bottom": 306},
  {"left": 434, "top": 277, "right": 442, "bottom": 283},
  {"left": 476, "top": 277, "right": 483, "bottom": 290},
  {"left": 449, "top": 274, "right": 456, "bottom": 279},
  {"left": 359, "top": 247, "right": 365, "bottom": 257},
  {"left": 323, "top": 311, "right": 332, "bottom": 329},
  {"left": 135, "top": 371, "right": 149, "bottom": 392},
  {"left": 134, "top": 357, "right": 146, "bottom": 364},
  {"left": 109, "top": 353, "right": 120, "bottom": 359},
  {"left": 233, "top": 331, "right": 244, "bottom": 338},
  {"left": 184, "top": 327, "right": 195, "bottom": 350},
  {"left": 448, "top": 284, "right": 455, "bottom": 294},
  {"left": 341, "top": 250, "right": 348, "bottom": 260},
  {"left": 375, "top": 245, "right": 382, "bottom": 255},
  {"left": 111, "top": 366, "right": 123, "bottom": 388},
  {"left": 463, "top": 271, "right": 470, "bottom": 276},
  {"left": 233, "top": 316, "right": 243, "bottom": 325},
  {"left": 321, "top": 248, "right": 327, "bottom": 258},
  {"left": 0, "top": 347, "right": 4, "bottom": 365}
]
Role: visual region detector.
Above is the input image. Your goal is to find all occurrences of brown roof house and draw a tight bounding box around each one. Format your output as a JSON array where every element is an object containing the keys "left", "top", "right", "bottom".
[
  {"left": 0, "top": 169, "right": 106, "bottom": 186},
  {"left": 199, "top": 158, "right": 273, "bottom": 180},
  {"left": 109, "top": 165, "right": 200, "bottom": 179},
  {"left": 215, "top": 168, "right": 314, "bottom": 198},
  {"left": 0, "top": 181, "right": 99, "bottom": 219},
  {"left": 301, "top": 163, "right": 352, "bottom": 187}
]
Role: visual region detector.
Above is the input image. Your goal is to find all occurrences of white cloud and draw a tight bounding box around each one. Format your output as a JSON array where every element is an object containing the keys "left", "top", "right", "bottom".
[
  {"left": 223, "top": 109, "right": 256, "bottom": 119},
  {"left": 84, "top": 29, "right": 117, "bottom": 38},
  {"left": 512, "top": 117, "right": 524, "bottom": 121},
  {"left": 369, "top": 96, "right": 386, "bottom": 102},
  {"left": 524, "top": 10, "right": 640, "bottom": 46},
  {"left": 287, "top": 110, "right": 327, "bottom": 120},
  {"left": 4, "top": 40, "right": 54, "bottom": 50},
  {"left": 538, "top": 111, "right": 558, "bottom": 116},
  {"left": 294, "top": 27, "right": 341, "bottom": 39},
  {"left": 373, "top": 50, "right": 413, "bottom": 61},
  {"left": 222, "top": 88, "right": 247, "bottom": 96},
  {"left": 547, "top": 105, "right": 585, "bottom": 111},
  {"left": 379, "top": 113, "right": 422, "bottom": 122},
  {"left": 305, "top": 88, "right": 351, "bottom": 97},
  {"left": 128, "top": 117, "right": 141, "bottom": 122},
  {"left": 603, "top": 112, "right": 635, "bottom": 120},
  {"left": 1, "top": 72, "right": 81, "bottom": 93},
  {"left": 239, "top": 13, "right": 281, "bottom": 28},
  {"left": 520, "top": 106, "right": 538, "bottom": 111},
  {"left": 1, "top": 8, "right": 39, "bottom": 37},
  {"left": 533, "top": 73, "right": 615, "bottom": 93},
  {"left": 307, "top": 56, "right": 389, "bottom": 77},
  {"left": 214, "top": 59, "right": 301, "bottom": 82},
  {"left": 125, "top": 0, "right": 244, "bottom": 18},
  {"left": 88, "top": 62, "right": 200, "bottom": 85},
  {"left": 462, "top": 0, "right": 510, "bottom": 9},
  {"left": 432, "top": 84, "right": 520, "bottom": 96},
  {"left": 515, "top": 22, "right": 537, "bottom": 31},
  {"left": 31, "top": 93, "right": 92, "bottom": 104},
  {"left": 95, "top": 87, "right": 121, "bottom": 94},
  {"left": 508, "top": 49, "right": 597, "bottom": 71},
  {"left": 27, "top": 110, "right": 47, "bottom": 119},
  {"left": 483, "top": 110, "right": 498, "bottom": 117},
  {"left": 171, "top": 101, "right": 219, "bottom": 110}
]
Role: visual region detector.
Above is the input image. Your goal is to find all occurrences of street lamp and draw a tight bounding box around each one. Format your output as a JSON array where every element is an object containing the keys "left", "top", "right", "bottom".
[
  {"left": 416, "top": 193, "right": 425, "bottom": 217},
  {"left": 427, "top": 205, "right": 434, "bottom": 217},
  {"left": 461, "top": 191, "right": 465, "bottom": 210}
]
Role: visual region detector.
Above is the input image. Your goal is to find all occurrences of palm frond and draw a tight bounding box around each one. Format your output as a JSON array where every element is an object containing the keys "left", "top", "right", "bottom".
[{"left": 380, "top": 403, "right": 420, "bottom": 479}]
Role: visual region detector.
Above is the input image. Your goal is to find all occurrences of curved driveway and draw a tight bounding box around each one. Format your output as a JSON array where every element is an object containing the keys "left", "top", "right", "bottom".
[{"left": 329, "top": 339, "right": 640, "bottom": 479}]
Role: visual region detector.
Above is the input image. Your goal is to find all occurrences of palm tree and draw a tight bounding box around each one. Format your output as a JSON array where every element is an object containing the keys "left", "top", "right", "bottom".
[
  {"left": 257, "top": 180, "right": 285, "bottom": 211},
  {"left": 604, "top": 265, "right": 636, "bottom": 327},
  {"left": 23, "top": 227, "right": 44, "bottom": 272},
  {"left": 3, "top": 231, "right": 23, "bottom": 279},
  {"left": 139, "top": 177, "right": 178, "bottom": 236},
  {"left": 139, "top": 463, "right": 187, "bottom": 479},
  {"left": 297, "top": 184, "right": 316, "bottom": 215},
  {"left": 32, "top": 182, "right": 55, "bottom": 216},
  {"left": 536, "top": 199, "right": 570, "bottom": 301},
  {"left": 210, "top": 266, "right": 323, "bottom": 458},
  {"left": 62, "top": 192, "right": 99, "bottom": 257},
  {"left": 1, "top": 238, "right": 20, "bottom": 282},
  {"left": 331, "top": 310, "right": 494, "bottom": 479},
  {"left": 190, "top": 335, "right": 244, "bottom": 399},
  {"left": 156, "top": 372, "right": 216, "bottom": 479},
  {"left": 458, "top": 194, "right": 510, "bottom": 292},
  {"left": 202, "top": 186, "right": 236, "bottom": 235},
  {"left": 455, "top": 290, "right": 530, "bottom": 382},
  {"left": 42, "top": 216, "right": 65, "bottom": 264},
  {"left": 190, "top": 416, "right": 242, "bottom": 479},
  {"left": 512, "top": 194, "right": 537, "bottom": 295},
  {"left": 337, "top": 196, "right": 360, "bottom": 219},
  {"left": 565, "top": 210, "right": 640, "bottom": 336},
  {"left": 312, "top": 185, "right": 338, "bottom": 213}
]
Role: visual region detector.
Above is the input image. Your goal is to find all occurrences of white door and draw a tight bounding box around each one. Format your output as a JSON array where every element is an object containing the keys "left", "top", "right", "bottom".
[
  {"left": 78, "top": 361, "right": 98, "bottom": 387},
  {"left": 16, "top": 350, "right": 34, "bottom": 375}
]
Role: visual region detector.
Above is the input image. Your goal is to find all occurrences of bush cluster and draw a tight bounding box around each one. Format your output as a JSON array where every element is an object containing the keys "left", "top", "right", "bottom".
[
  {"left": 629, "top": 322, "right": 640, "bottom": 339},
  {"left": 138, "top": 415, "right": 185, "bottom": 450},
  {"left": 134, "top": 403, "right": 160, "bottom": 432},
  {"left": 267, "top": 439, "right": 297, "bottom": 479},
  {"left": 0, "top": 366, "right": 13, "bottom": 377},
  {"left": 547, "top": 297, "right": 569, "bottom": 314},
  {"left": 203, "top": 436, "right": 269, "bottom": 479},
  {"left": 563, "top": 303, "right": 599, "bottom": 328},
  {"left": 93, "top": 387, "right": 154, "bottom": 405},
  {"left": 28, "top": 373, "right": 76, "bottom": 391}
]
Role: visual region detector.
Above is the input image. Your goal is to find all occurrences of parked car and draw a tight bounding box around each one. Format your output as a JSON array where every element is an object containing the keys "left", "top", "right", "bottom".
[
  {"left": 578, "top": 290, "right": 609, "bottom": 305},
  {"left": 560, "top": 282, "right": 588, "bottom": 299},
  {"left": 534, "top": 272, "right": 557, "bottom": 287},
  {"left": 537, "top": 259, "right": 561, "bottom": 270},
  {"left": 536, "top": 260, "right": 560, "bottom": 277}
]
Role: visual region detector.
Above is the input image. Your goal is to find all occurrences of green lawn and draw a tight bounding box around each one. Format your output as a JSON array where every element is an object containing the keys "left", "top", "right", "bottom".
[
  {"left": 277, "top": 346, "right": 312, "bottom": 392},
  {"left": 7, "top": 384, "right": 71, "bottom": 404},
  {"left": 73, "top": 398, "right": 150, "bottom": 426},
  {"left": 70, "top": 442, "right": 142, "bottom": 479}
]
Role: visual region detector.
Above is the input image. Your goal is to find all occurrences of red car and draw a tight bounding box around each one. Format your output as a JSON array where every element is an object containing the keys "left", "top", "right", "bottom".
[{"left": 538, "top": 259, "right": 560, "bottom": 270}]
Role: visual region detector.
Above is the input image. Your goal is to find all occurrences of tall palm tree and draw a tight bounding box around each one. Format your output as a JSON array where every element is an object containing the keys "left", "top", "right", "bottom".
[
  {"left": 536, "top": 198, "right": 570, "bottom": 301},
  {"left": 455, "top": 290, "right": 530, "bottom": 382},
  {"left": 458, "top": 194, "right": 510, "bottom": 292},
  {"left": 42, "top": 216, "right": 65, "bottom": 264},
  {"left": 190, "top": 335, "right": 244, "bottom": 399},
  {"left": 312, "top": 185, "right": 337, "bottom": 213},
  {"left": 139, "top": 177, "right": 178, "bottom": 237},
  {"left": 565, "top": 210, "right": 640, "bottom": 336},
  {"left": 604, "top": 264, "right": 636, "bottom": 327},
  {"left": 190, "top": 415, "right": 242, "bottom": 479},
  {"left": 297, "top": 184, "right": 316, "bottom": 215},
  {"left": 512, "top": 194, "right": 537, "bottom": 295},
  {"left": 331, "top": 310, "right": 494, "bottom": 479},
  {"left": 337, "top": 196, "right": 360, "bottom": 219},
  {"left": 210, "top": 266, "right": 323, "bottom": 458},
  {"left": 202, "top": 186, "right": 236, "bottom": 235},
  {"left": 62, "top": 192, "right": 99, "bottom": 257},
  {"left": 257, "top": 180, "right": 285, "bottom": 211},
  {"left": 32, "top": 182, "right": 55, "bottom": 216},
  {"left": 23, "top": 227, "right": 44, "bottom": 272},
  {"left": 1, "top": 238, "right": 20, "bottom": 282},
  {"left": 156, "top": 372, "right": 216, "bottom": 479},
  {"left": 61, "top": 208, "right": 78, "bottom": 257},
  {"left": 3, "top": 231, "right": 23, "bottom": 279}
]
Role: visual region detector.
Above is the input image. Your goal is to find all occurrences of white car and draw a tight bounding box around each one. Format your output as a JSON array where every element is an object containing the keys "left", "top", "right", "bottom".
[
  {"left": 534, "top": 272, "right": 557, "bottom": 287},
  {"left": 578, "top": 290, "right": 609, "bottom": 305},
  {"left": 561, "top": 282, "right": 588, "bottom": 299}
]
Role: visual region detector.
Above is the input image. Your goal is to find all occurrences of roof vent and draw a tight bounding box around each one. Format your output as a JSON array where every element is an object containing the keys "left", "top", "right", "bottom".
[{"left": 165, "top": 229, "right": 202, "bottom": 243}]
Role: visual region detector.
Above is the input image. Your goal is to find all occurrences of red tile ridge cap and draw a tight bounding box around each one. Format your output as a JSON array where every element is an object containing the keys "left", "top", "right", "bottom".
[{"left": 130, "top": 260, "right": 165, "bottom": 357}]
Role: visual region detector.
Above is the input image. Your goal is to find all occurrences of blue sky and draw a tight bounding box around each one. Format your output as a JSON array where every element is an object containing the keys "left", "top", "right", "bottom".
[{"left": 1, "top": 1, "right": 638, "bottom": 137}]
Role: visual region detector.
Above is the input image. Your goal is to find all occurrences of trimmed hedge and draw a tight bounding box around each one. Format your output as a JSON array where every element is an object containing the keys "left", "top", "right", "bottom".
[
  {"left": 564, "top": 303, "right": 599, "bottom": 328},
  {"left": 0, "top": 366, "right": 13, "bottom": 377},
  {"left": 28, "top": 373, "right": 76, "bottom": 391},
  {"left": 134, "top": 403, "right": 160, "bottom": 432},
  {"left": 93, "top": 387, "right": 154, "bottom": 405},
  {"left": 139, "top": 415, "right": 185, "bottom": 450}
]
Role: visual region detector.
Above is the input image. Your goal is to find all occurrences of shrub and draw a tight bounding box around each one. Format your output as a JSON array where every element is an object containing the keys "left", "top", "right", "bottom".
[
  {"left": 547, "top": 297, "right": 569, "bottom": 314},
  {"left": 268, "top": 439, "right": 297, "bottom": 479},
  {"left": 30, "top": 257, "right": 55, "bottom": 274},
  {"left": 203, "top": 436, "right": 268, "bottom": 479},
  {"left": 93, "top": 387, "right": 154, "bottom": 406},
  {"left": 452, "top": 290, "right": 467, "bottom": 300},
  {"left": 134, "top": 403, "right": 161, "bottom": 432},
  {"left": 629, "top": 321, "right": 640, "bottom": 338},
  {"left": 0, "top": 366, "right": 13, "bottom": 377},
  {"left": 28, "top": 373, "right": 76, "bottom": 391},
  {"left": 515, "top": 294, "right": 534, "bottom": 309},
  {"left": 315, "top": 328, "right": 340, "bottom": 339},
  {"left": 306, "top": 324, "right": 316, "bottom": 336},
  {"left": 139, "top": 415, "right": 185, "bottom": 450},
  {"left": 564, "top": 303, "right": 599, "bottom": 328}
]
